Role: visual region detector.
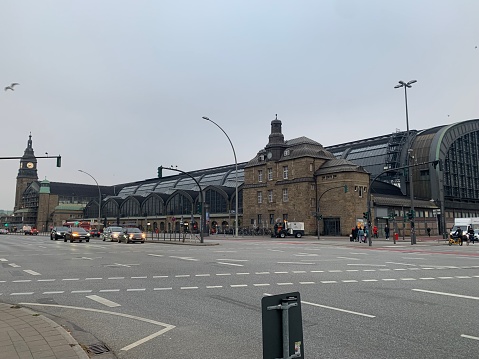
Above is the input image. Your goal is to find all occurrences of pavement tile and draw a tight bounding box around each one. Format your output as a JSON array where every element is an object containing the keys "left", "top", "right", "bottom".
[
  {"left": 32, "top": 351, "right": 55, "bottom": 359},
  {"left": 18, "top": 352, "right": 34, "bottom": 359}
]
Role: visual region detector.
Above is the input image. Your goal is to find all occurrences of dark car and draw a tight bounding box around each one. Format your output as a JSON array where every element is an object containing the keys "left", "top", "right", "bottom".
[
  {"left": 51, "top": 226, "right": 69, "bottom": 240},
  {"left": 64, "top": 227, "right": 91, "bottom": 243},
  {"left": 89, "top": 229, "right": 101, "bottom": 237},
  {"left": 118, "top": 227, "right": 146, "bottom": 244}
]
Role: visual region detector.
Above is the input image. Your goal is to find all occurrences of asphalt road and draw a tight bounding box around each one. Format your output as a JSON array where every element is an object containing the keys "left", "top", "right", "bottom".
[{"left": 0, "top": 233, "right": 478, "bottom": 358}]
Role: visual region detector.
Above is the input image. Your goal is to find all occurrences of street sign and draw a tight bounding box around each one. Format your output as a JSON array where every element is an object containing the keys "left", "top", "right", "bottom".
[{"left": 262, "top": 292, "right": 304, "bottom": 359}]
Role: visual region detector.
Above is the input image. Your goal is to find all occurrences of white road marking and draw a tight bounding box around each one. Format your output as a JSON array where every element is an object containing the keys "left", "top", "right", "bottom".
[
  {"left": 347, "top": 264, "right": 386, "bottom": 267},
  {"left": 153, "top": 287, "right": 172, "bottom": 291},
  {"left": 263, "top": 293, "right": 375, "bottom": 318},
  {"left": 342, "top": 280, "right": 358, "bottom": 283},
  {"left": 19, "top": 302, "right": 175, "bottom": 352},
  {"left": 216, "top": 273, "right": 231, "bottom": 276},
  {"left": 294, "top": 253, "right": 318, "bottom": 257},
  {"left": 108, "top": 277, "right": 125, "bottom": 280},
  {"left": 419, "top": 278, "right": 435, "bottom": 280},
  {"left": 387, "top": 262, "right": 417, "bottom": 266},
  {"left": 277, "top": 262, "right": 314, "bottom": 265},
  {"left": 132, "top": 276, "right": 148, "bottom": 279},
  {"left": 43, "top": 291, "right": 64, "bottom": 294},
  {"left": 461, "top": 334, "right": 479, "bottom": 341},
  {"left": 363, "top": 270, "right": 376, "bottom": 272},
  {"left": 9, "top": 263, "right": 21, "bottom": 268},
  {"left": 12, "top": 280, "right": 31, "bottom": 283},
  {"left": 11, "top": 292, "right": 34, "bottom": 295},
  {"left": 148, "top": 254, "right": 164, "bottom": 257},
  {"left": 277, "top": 283, "right": 294, "bottom": 286},
  {"left": 274, "top": 271, "right": 288, "bottom": 274},
  {"left": 62, "top": 278, "right": 79, "bottom": 281},
  {"left": 321, "top": 280, "right": 337, "bottom": 284},
  {"left": 216, "top": 259, "right": 248, "bottom": 262},
  {"left": 362, "top": 279, "right": 378, "bottom": 282},
  {"left": 379, "top": 269, "right": 391, "bottom": 271},
  {"left": 217, "top": 262, "right": 244, "bottom": 267},
  {"left": 400, "top": 278, "right": 416, "bottom": 281},
  {"left": 413, "top": 289, "right": 479, "bottom": 301},
  {"left": 292, "top": 271, "right": 307, "bottom": 274},
  {"left": 71, "top": 290, "right": 92, "bottom": 293},
  {"left": 195, "top": 274, "right": 210, "bottom": 277},
  {"left": 127, "top": 288, "right": 146, "bottom": 292},
  {"left": 337, "top": 257, "right": 360, "bottom": 260},
  {"left": 311, "top": 270, "right": 324, "bottom": 273},
  {"left": 99, "top": 289, "right": 120, "bottom": 292},
  {"left": 253, "top": 283, "right": 270, "bottom": 287},
  {"left": 153, "top": 275, "right": 169, "bottom": 278},
  {"left": 175, "top": 275, "right": 190, "bottom": 278},
  {"left": 0, "top": 258, "right": 8, "bottom": 262},
  {"left": 37, "top": 279, "right": 55, "bottom": 282},
  {"left": 438, "top": 276, "right": 453, "bottom": 279},
  {"left": 382, "top": 279, "right": 397, "bottom": 281},
  {"left": 169, "top": 256, "right": 198, "bottom": 261},
  {"left": 23, "top": 270, "right": 41, "bottom": 275},
  {"left": 455, "top": 276, "right": 471, "bottom": 279},
  {"left": 86, "top": 277, "right": 103, "bottom": 280},
  {"left": 299, "top": 282, "right": 315, "bottom": 285},
  {"left": 236, "top": 272, "right": 250, "bottom": 275},
  {"left": 256, "top": 272, "right": 270, "bottom": 274},
  {"left": 231, "top": 284, "right": 248, "bottom": 287},
  {"left": 180, "top": 287, "right": 198, "bottom": 290},
  {"left": 393, "top": 269, "right": 407, "bottom": 271}
]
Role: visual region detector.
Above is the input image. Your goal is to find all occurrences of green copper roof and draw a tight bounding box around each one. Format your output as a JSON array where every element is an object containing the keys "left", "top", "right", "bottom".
[{"left": 54, "top": 204, "right": 85, "bottom": 211}]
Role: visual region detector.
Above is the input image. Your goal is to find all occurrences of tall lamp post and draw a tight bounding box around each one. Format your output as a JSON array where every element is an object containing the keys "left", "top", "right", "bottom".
[
  {"left": 78, "top": 170, "right": 101, "bottom": 229},
  {"left": 394, "top": 80, "right": 417, "bottom": 245},
  {"left": 202, "top": 116, "right": 238, "bottom": 238}
]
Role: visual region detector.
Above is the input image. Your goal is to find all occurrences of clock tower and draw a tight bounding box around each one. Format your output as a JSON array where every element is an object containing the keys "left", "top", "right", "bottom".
[{"left": 14, "top": 134, "right": 38, "bottom": 211}]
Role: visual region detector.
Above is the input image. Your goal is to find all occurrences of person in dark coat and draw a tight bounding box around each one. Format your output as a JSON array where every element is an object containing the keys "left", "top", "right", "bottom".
[{"left": 384, "top": 225, "right": 390, "bottom": 240}]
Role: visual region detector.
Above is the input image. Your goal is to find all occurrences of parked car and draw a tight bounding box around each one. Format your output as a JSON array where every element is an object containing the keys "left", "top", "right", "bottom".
[
  {"left": 118, "top": 227, "right": 146, "bottom": 244},
  {"left": 102, "top": 226, "right": 124, "bottom": 242},
  {"left": 51, "top": 226, "right": 70, "bottom": 240},
  {"left": 0, "top": 229, "right": 8, "bottom": 235},
  {"left": 474, "top": 229, "right": 479, "bottom": 242},
  {"left": 89, "top": 229, "right": 101, "bottom": 237},
  {"left": 64, "top": 227, "right": 91, "bottom": 242}
]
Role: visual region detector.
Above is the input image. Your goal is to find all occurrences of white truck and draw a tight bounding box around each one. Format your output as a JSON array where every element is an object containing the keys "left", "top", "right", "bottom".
[
  {"left": 272, "top": 221, "right": 305, "bottom": 238},
  {"left": 449, "top": 218, "right": 479, "bottom": 238}
]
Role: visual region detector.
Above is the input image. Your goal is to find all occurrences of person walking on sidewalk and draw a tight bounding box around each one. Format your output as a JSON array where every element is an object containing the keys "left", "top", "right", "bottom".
[
  {"left": 358, "top": 227, "right": 364, "bottom": 243},
  {"left": 384, "top": 225, "right": 390, "bottom": 240},
  {"left": 468, "top": 225, "right": 475, "bottom": 245},
  {"left": 427, "top": 227, "right": 431, "bottom": 237}
]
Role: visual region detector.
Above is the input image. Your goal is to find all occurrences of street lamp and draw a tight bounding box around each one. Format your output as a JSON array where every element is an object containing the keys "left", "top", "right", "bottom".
[
  {"left": 78, "top": 170, "right": 101, "bottom": 229},
  {"left": 202, "top": 116, "right": 238, "bottom": 238},
  {"left": 394, "top": 80, "right": 417, "bottom": 245}
]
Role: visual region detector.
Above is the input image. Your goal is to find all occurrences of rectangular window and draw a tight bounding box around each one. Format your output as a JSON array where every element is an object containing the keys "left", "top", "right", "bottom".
[
  {"left": 257, "top": 214, "right": 262, "bottom": 225},
  {"left": 282, "top": 188, "right": 289, "bottom": 202},
  {"left": 309, "top": 163, "right": 313, "bottom": 172},
  {"left": 358, "top": 186, "right": 363, "bottom": 198},
  {"left": 257, "top": 191, "right": 263, "bottom": 204},
  {"left": 258, "top": 170, "right": 263, "bottom": 182},
  {"left": 269, "top": 214, "right": 275, "bottom": 225},
  {"left": 283, "top": 166, "right": 289, "bottom": 179},
  {"left": 268, "top": 190, "right": 273, "bottom": 203},
  {"left": 267, "top": 168, "right": 273, "bottom": 181}
]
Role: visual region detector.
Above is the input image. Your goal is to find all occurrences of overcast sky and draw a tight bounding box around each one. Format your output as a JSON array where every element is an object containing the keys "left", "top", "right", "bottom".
[{"left": 1, "top": 0, "right": 478, "bottom": 210}]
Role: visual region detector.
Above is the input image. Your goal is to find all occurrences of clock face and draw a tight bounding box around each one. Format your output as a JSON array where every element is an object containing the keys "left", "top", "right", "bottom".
[
  {"left": 267, "top": 152, "right": 272, "bottom": 159},
  {"left": 26, "top": 162, "right": 34, "bottom": 169}
]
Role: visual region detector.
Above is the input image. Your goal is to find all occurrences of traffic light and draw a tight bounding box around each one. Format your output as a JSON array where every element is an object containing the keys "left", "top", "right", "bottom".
[
  {"left": 157, "top": 166, "right": 163, "bottom": 178},
  {"left": 56, "top": 155, "right": 62, "bottom": 167},
  {"left": 196, "top": 203, "right": 202, "bottom": 214},
  {"left": 407, "top": 210, "right": 415, "bottom": 221},
  {"left": 363, "top": 211, "right": 370, "bottom": 220}
]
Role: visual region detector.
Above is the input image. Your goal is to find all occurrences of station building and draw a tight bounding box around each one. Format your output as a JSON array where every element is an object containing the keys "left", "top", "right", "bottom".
[{"left": 3, "top": 117, "right": 479, "bottom": 237}]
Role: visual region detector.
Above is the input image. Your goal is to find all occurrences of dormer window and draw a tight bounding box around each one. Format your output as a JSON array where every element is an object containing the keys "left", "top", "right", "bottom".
[
  {"left": 259, "top": 155, "right": 265, "bottom": 161},
  {"left": 284, "top": 149, "right": 290, "bottom": 156}
]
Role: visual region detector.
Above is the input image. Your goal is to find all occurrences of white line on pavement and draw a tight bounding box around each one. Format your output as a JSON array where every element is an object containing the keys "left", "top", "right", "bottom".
[
  {"left": 412, "top": 289, "right": 479, "bottom": 300},
  {"left": 71, "top": 290, "right": 92, "bottom": 293},
  {"left": 18, "top": 302, "right": 175, "bottom": 352},
  {"left": 126, "top": 288, "right": 146, "bottom": 292},
  {"left": 216, "top": 273, "right": 231, "bottom": 276},
  {"left": 231, "top": 284, "right": 248, "bottom": 287},
  {"left": 387, "top": 262, "right": 417, "bottom": 266},
  {"left": 12, "top": 280, "right": 31, "bottom": 283},
  {"left": 148, "top": 254, "right": 164, "bottom": 257},
  {"left": 263, "top": 293, "right": 375, "bottom": 318},
  {"left": 62, "top": 278, "right": 80, "bottom": 281},
  {"left": 206, "top": 286, "right": 223, "bottom": 289},
  {"left": 43, "top": 291, "right": 64, "bottom": 294},
  {"left": 277, "top": 262, "right": 315, "bottom": 265},
  {"left": 37, "top": 279, "right": 55, "bottom": 282},
  {"left": 99, "top": 289, "right": 120, "bottom": 292},
  {"left": 11, "top": 292, "right": 34, "bottom": 295},
  {"left": 195, "top": 274, "right": 211, "bottom": 277},
  {"left": 169, "top": 256, "right": 198, "bottom": 261},
  {"left": 216, "top": 259, "right": 248, "bottom": 262},
  {"left": 461, "top": 334, "right": 479, "bottom": 341},
  {"left": 153, "top": 287, "right": 172, "bottom": 291},
  {"left": 23, "top": 270, "right": 41, "bottom": 275},
  {"left": 180, "top": 287, "right": 199, "bottom": 290},
  {"left": 347, "top": 264, "right": 386, "bottom": 267},
  {"left": 9, "top": 263, "right": 21, "bottom": 268},
  {"left": 85, "top": 278, "right": 103, "bottom": 280},
  {"left": 0, "top": 258, "right": 8, "bottom": 262},
  {"left": 217, "top": 262, "right": 244, "bottom": 267},
  {"left": 277, "top": 283, "right": 294, "bottom": 286},
  {"left": 337, "top": 257, "right": 360, "bottom": 260}
]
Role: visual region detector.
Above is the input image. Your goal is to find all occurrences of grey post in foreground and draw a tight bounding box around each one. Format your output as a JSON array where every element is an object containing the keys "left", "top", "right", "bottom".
[
  {"left": 78, "top": 169, "right": 101, "bottom": 228},
  {"left": 394, "top": 80, "right": 417, "bottom": 245},
  {"left": 202, "top": 116, "right": 238, "bottom": 238}
]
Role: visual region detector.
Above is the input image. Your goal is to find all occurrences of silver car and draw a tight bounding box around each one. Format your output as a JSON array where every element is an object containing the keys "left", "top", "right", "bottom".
[
  {"left": 102, "top": 226, "right": 124, "bottom": 242},
  {"left": 118, "top": 227, "right": 146, "bottom": 244}
]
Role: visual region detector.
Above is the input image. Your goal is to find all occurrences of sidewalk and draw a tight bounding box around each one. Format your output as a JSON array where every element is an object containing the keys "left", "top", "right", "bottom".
[{"left": 0, "top": 302, "right": 88, "bottom": 359}]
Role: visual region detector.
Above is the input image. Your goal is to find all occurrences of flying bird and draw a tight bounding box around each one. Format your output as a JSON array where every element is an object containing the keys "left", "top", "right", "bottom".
[{"left": 4, "top": 83, "right": 19, "bottom": 91}]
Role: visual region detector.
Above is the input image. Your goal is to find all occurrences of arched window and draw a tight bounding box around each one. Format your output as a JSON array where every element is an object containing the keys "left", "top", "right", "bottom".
[
  {"left": 120, "top": 198, "right": 141, "bottom": 217},
  {"left": 166, "top": 192, "right": 192, "bottom": 215},
  {"left": 103, "top": 200, "right": 119, "bottom": 218},
  {"left": 142, "top": 195, "right": 164, "bottom": 216},
  {"left": 205, "top": 188, "right": 227, "bottom": 214}
]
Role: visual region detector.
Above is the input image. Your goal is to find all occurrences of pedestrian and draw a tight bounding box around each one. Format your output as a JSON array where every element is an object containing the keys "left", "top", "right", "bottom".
[
  {"left": 364, "top": 227, "right": 369, "bottom": 242},
  {"left": 467, "top": 226, "right": 474, "bottom": 245},
  {"left": 426, "top": 227, "right": 431, "bottom": 237},
  {"left": 350, "top": 227, "right": 356, "bottom": 242},
  {"left": 384, "top": 225, "right": 390, "bottom": 240},
  {"left": 454, "top": 227, "right": 463, "bottom": 246},
  {"left": 373, "top": 225, "right": 378, "bottom": 238},
  {"left": 358, "top": 227, "right": 364, "bottom": 243}
]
